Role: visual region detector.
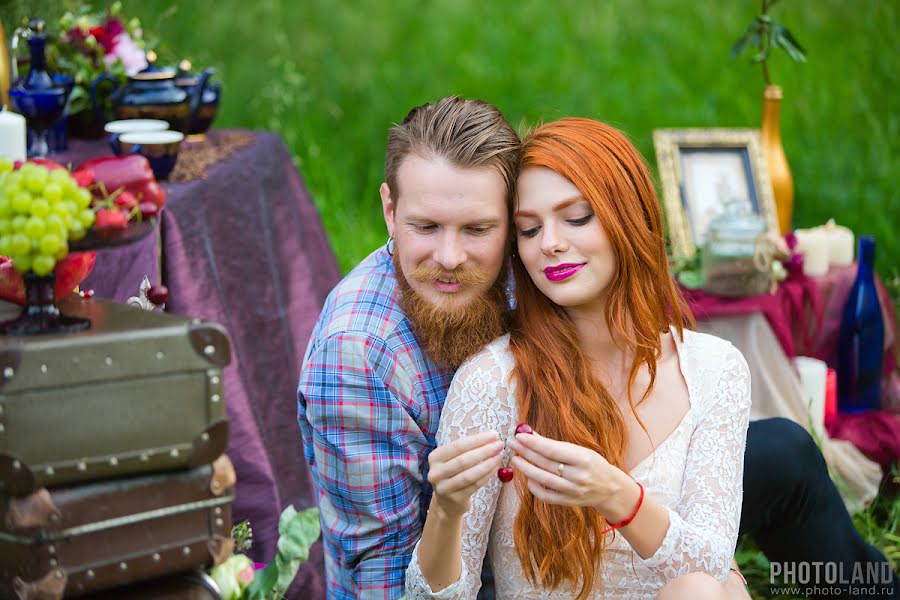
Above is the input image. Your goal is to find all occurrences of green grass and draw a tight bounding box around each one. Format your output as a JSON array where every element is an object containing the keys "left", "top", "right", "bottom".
[
  {"left": 4, "top": 1, "right": 898, "bottom": 593},
  {"left": 4, "top": 0, "right": 898, "bottom": 276}
]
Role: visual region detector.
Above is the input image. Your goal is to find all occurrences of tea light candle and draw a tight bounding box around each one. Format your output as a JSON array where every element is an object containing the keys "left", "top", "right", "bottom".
[
  {"left": 822, "top": 218, "right": 854, "bottom": 266},
  {"left": 795, "top": 228, "right": 829, "bottom": 277},
  {"left": 0, "top": 106, "right": 26, "bottom": 162}
]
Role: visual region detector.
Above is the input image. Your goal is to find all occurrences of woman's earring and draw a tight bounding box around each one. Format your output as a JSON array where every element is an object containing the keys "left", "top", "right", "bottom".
[{"left": 385, "top": 236, "right": 395, "bottom": 256}]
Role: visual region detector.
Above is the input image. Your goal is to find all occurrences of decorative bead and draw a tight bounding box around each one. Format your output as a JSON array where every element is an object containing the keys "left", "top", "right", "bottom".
[{"left": 204, "top": 345, "right": 215, "bottom": 356}]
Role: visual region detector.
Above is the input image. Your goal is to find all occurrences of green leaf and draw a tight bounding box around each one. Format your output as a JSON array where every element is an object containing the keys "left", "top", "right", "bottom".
[
  {"left": 277, "top": 506, "right": 321, "bottom": 562},
  {"left": 246, "top": 562, "right": 277, "bottom": 600},
  {"left": 773, "top": 23, "right": 808, "bottom": 63},
  {"left": 273, "top": 553, "right": 302, "bottom": 594},
  {"left": 677, "top": 270, "right": 705, "bottom": 290},
  {"left": 729, "top": 23, "right": 757, "bottom": 58}
]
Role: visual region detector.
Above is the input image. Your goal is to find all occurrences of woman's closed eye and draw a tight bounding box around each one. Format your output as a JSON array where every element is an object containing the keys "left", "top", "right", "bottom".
[
  {"left": 518, "top": 214, "right": 593, "bottom": 238},
  {"left": 567, "top": 214, "right": 593, "bottom": 226},
  {"left": 518, "top": 226, "right": 540, "bottom": 238}
]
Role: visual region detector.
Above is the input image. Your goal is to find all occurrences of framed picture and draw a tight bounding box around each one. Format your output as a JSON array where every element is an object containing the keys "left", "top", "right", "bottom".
[{"left": 652, "top": 128, "right": 778, "bottom": 258}]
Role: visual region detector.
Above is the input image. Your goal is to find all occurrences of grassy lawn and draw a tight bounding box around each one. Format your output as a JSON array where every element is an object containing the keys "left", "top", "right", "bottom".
[{"left": 3, "top": 1, "right": 897, "bottom": 596}]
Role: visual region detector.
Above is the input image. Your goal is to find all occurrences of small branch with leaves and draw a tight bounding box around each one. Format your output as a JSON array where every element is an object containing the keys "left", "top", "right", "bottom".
[{"left": 730, "top": 0, "right": 807, "bottom": 86}]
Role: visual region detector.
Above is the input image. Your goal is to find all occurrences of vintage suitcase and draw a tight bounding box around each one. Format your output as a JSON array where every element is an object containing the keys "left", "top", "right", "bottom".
[
  {"left": 0, "top": 454, "right": 235, "bottom": 599},
  {"left": 0, "top": 296, "right": 231, "bottom": 495},
  {"left": 80, "top": 570, "right": 221, "bottom": 600}
]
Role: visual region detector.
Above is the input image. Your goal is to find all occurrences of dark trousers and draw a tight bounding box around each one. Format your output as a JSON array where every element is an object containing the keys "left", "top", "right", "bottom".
[
  {"left": 479, "top": 417, "right": 896, "bottom": 598},
  {"left": 741, "top": 418, "right": 896, "bottom": 598}
]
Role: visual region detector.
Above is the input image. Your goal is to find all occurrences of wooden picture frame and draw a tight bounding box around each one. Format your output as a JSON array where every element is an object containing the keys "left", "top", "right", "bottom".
[{"left": 652, "top": 128, "right": 778, "bottom": 259}]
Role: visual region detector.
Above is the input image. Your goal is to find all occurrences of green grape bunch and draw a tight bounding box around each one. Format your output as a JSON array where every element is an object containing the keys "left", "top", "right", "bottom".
[{"left": 0, "top": 158, "right": 96, "bottom": 277}]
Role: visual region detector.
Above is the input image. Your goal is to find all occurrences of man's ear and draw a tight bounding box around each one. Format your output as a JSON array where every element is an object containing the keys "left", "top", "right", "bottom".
[{"left": 380, "top": 182, "right": 396, "bottom": 237}]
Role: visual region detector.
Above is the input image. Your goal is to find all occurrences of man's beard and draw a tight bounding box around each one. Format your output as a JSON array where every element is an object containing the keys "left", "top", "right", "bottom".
[{"left": 394, "top": 252, "right": 509, "bottom": 369}]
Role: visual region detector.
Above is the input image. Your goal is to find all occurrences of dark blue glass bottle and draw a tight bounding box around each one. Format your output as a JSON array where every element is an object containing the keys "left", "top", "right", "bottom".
[{"left": 837, "top": 236, "right": 884, "bottom": 412}]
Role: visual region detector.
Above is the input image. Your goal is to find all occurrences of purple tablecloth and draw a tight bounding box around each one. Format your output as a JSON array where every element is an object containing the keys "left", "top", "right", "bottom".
[{"left": 54, "top": 131, "right": 339, "bottom": 599}]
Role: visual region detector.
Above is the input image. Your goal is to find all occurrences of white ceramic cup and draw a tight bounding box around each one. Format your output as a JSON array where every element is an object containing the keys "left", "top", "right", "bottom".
[{"left": 117, "top": 130, "right": 185, "bottom": 180}]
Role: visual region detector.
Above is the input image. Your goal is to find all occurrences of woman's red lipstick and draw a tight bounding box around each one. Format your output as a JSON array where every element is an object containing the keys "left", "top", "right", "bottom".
[{"left": 543, "top": 263, "right": 585, "bottom": 282}]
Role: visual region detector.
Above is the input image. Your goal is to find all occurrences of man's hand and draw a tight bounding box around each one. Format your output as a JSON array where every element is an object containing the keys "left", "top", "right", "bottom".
[{"left": 427, "top": 431, "right": 504, "bottom": 519}]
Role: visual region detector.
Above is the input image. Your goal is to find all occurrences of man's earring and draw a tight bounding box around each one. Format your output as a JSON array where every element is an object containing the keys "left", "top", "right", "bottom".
[{"left": 385, "top": 236, "right": 395, "bottom": 256}]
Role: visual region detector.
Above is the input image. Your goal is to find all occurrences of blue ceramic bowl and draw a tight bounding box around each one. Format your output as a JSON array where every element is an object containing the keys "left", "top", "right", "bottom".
[{"left": 117, "top": 130, "right": 185, "bottom": 181}]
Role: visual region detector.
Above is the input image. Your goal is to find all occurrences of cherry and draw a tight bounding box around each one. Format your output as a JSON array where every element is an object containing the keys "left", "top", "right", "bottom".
[
  {"left": 497, "top": 467, "right": 514, "bottom": 483},
  {"left": 139, "top": 201, "right": 159, "bottom": 220},
  {"left": 147, "top": 285, "right": 169, "bottom": 305},
  {"left": 515, "top": 423, "right": 534, "bottom": 435}
]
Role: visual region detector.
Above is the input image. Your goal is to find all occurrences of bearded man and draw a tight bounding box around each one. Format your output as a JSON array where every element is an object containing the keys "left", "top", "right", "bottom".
[
  {"left": 297, "top": 97, "right": 518, "bottom": 599},
  {"left": 298, "top": 96, "right": 897, "bottom": 600}
]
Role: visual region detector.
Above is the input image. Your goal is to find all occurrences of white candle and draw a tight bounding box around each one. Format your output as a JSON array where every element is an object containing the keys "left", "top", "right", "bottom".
[
  {"left": 794, "top": 356, "right": 828, "bottom": 440},
  {"left": 795, "top": 228, "right": 829, "bottom": 277},
  {"left": 822, "top": 218, "right": 854, "bottom": 267},
  {"left": 0, "top": 106, "right": 26, "bottom": 162}
]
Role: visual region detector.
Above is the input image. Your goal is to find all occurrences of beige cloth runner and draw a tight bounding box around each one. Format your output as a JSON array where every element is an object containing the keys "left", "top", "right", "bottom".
[{"left": 696, "top": 313, "right": 881, "bottom": 514}]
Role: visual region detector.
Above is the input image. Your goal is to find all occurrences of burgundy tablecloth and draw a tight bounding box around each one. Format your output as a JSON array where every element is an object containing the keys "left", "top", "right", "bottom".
[
  {"left": 684, "top": 266, "right": 900, "bottom": 470},
  {"left": 54, "top": 131, "right": 340, "bottom": 599}
]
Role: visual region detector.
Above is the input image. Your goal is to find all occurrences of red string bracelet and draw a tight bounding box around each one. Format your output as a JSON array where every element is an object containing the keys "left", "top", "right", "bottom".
[{"left": 600, "top": 479, "right": 644, "bottom": 535}]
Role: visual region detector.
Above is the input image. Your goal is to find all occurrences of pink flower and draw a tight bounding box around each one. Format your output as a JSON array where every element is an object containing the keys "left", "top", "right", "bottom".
[
  {"left": 102, "top": 33, "right": 147, "bottom": 75},
  {"left": 237, "top": 565, "right": 255, "bottom": 585},
  {"left": 784, "top": 231, "right": 798, "bottom": 251},
  {"left": 105, "top": 17, "right": 125, "bottom": 43}
]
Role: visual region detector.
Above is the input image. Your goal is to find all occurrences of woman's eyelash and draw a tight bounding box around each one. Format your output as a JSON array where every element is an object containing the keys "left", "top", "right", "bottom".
[
  {"left": 518, "top": 215, "right": 592, "bottom": 238},
  {"left": 567, "top": 215, "right": 593, "bottom": 226}
]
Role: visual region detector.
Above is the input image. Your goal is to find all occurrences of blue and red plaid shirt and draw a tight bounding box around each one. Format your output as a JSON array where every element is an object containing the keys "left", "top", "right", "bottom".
[{"left": 298, "top": 247, "right": 453, "bottom": 599}]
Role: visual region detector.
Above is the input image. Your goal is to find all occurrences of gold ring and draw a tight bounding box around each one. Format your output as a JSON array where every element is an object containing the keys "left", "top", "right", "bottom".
[{"left": 556, "top": 462, "right": 565, "bottom": 477}]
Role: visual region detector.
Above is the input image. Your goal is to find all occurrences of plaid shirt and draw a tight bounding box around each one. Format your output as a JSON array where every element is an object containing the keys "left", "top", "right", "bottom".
[{"left": 298, "top": 248, "right": 453, "bottom": 599}]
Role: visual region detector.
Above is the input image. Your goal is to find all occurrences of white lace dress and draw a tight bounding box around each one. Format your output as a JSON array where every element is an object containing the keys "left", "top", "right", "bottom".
[{"left": 406, "top": 329, "right": 752, "bottom": 599}]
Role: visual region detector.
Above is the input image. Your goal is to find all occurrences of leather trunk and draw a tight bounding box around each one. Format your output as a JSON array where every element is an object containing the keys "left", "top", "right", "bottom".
[
  {"left": 80, "top": 570, "right": 221, "bottom": 600},
  {"left": 0, "top": 296, "right": 231, "bottom": 496},
  {"left": 0, "top": 455, "right": 235, "bottom": 599}
]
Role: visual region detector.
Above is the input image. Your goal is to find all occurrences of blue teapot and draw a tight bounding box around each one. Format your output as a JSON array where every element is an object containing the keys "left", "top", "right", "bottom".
[
  {"left": 90, "top": 51, "right": 214, "bottom": 133},
  {"left": 175, "top": 60, "right": 221, "bottom": 135}
]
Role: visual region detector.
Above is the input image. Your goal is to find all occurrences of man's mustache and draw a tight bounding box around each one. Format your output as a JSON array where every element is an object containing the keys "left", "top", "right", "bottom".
[{"left": 407, "top": 263, "right": 491, "bottom": 286}]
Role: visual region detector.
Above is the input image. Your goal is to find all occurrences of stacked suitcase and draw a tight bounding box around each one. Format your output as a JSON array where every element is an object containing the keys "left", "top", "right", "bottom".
[{"left": 0, "top": 295, "right": 235, "bottom": 599}]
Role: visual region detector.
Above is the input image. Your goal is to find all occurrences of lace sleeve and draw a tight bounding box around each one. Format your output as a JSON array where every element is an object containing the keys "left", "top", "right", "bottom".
[
  {"left": 635, "top": 343, "right": 752, "bottom": 582},
  {"left": 406, "top": 341, "right": 517, "bottom": 599}
]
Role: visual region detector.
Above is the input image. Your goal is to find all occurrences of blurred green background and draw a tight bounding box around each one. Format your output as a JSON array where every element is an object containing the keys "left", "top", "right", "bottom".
[
  {"left": 2, "top": 2, "right": 898, "bottom": 596},
  {"left": 3, "top": 0, "right": 898, "bottom": 277}
]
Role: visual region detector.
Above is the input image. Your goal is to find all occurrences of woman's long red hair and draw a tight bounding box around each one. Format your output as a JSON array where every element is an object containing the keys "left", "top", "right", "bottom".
[{"left": 510, "top": 118, "right": 693, "bottom": 598}]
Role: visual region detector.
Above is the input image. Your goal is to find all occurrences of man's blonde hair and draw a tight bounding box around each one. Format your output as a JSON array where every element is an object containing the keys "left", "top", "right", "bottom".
[{"left": 384, "top": 96, "right": 520, "bottom": 204}]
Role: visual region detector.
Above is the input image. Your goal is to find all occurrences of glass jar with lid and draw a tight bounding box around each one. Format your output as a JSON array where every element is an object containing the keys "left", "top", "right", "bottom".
[{"left": 701, "top": 198, "right": 774, "bottom": 297}]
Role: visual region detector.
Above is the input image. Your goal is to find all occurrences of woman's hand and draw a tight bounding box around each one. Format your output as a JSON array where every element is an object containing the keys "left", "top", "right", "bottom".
[
  {"left": 428, "top": 431, "right": 505, "bottom": 519},
  {"left": 508, "top": 430, "right": 638, "bottom": 522}
]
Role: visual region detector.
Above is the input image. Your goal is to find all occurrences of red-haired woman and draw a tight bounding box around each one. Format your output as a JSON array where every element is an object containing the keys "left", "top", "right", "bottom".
[{"left": 406, "top": 118, "right": 752, "bottom": 599}]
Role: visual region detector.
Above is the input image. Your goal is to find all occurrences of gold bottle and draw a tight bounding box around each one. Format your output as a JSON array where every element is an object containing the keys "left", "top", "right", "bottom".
[
  {"left": 760, "top": 85, "right": 794, "bottom": 234},
  {"left": 0, "top": 18, "right": 10, "bottom": 108}
]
